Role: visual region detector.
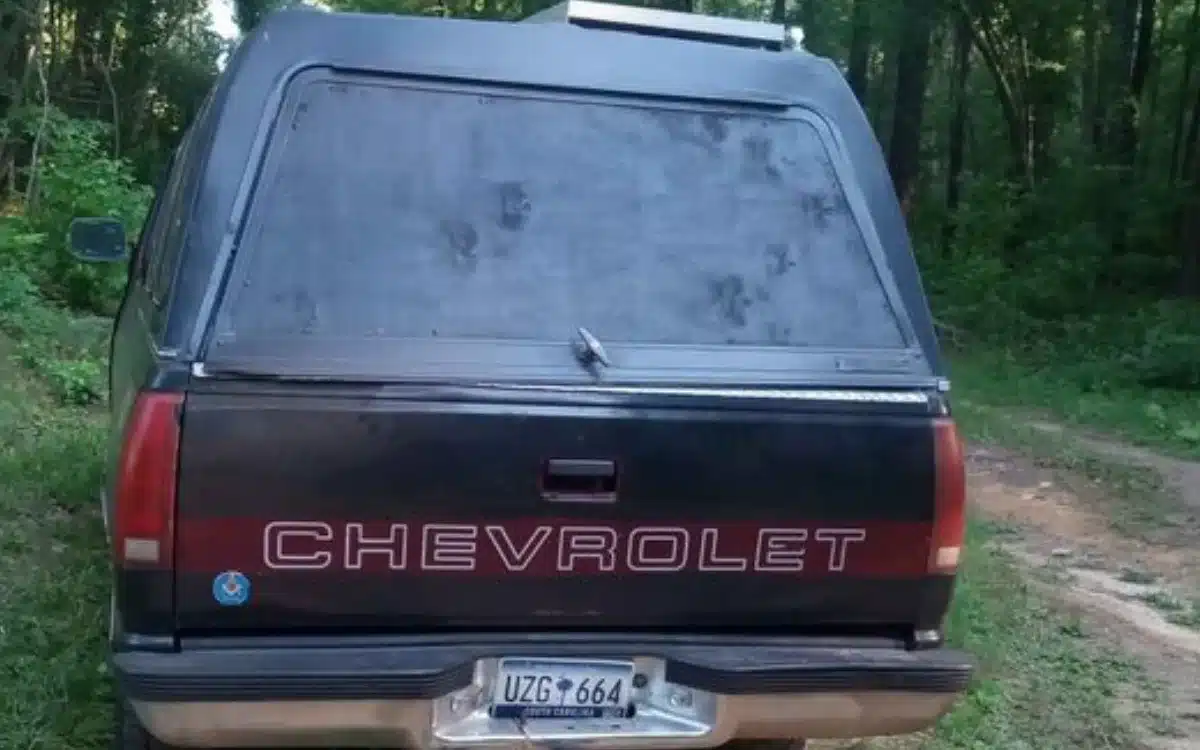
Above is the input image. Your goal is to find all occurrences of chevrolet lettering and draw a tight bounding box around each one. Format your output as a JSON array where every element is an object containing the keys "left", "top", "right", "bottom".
[
  {"left": 249, "top": 521, "right": 872, "bottom": 574},
  {"left": 78, "top": 3, "right": 975, "bottom": 749}
]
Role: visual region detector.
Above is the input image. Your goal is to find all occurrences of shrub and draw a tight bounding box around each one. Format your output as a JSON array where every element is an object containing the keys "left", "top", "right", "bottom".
[{"left": 17, "top": 107, "right": 152, "bottom": 314}]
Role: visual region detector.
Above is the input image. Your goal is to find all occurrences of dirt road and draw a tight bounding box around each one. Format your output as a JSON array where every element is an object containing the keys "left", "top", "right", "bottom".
[{"left": 969, "top": 430, "right": 1200, "bottom": 750}]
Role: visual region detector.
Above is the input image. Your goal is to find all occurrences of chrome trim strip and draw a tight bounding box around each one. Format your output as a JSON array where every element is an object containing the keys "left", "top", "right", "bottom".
[
  {"left": 191, "top": 360, "right": 930, "bottom": 404},
  {"left": 483, "top": 384, "right": 930, "bottom": 404}
]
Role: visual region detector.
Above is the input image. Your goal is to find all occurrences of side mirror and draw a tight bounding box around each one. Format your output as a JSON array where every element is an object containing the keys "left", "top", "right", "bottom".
[{"left": 69, "top": 217, "right": 128, "bottom": 262}]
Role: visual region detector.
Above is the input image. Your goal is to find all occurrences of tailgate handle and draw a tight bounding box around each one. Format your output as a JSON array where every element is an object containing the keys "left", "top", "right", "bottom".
[{"left": 541, "top": 458, "right": 618, "bottom": 503}]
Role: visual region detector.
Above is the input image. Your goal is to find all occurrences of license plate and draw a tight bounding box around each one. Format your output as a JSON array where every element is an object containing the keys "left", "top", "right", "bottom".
[{"left": 491, "top": 658, "right": 634, "bottom": 720}]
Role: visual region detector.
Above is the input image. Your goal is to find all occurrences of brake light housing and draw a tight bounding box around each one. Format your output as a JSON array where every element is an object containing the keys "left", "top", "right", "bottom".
[
  {"left": 114, "top": 391, "right": 183, "bottom": 568},
  {"left": 929, "top": 418, "right": 966, "bottom": 574}
]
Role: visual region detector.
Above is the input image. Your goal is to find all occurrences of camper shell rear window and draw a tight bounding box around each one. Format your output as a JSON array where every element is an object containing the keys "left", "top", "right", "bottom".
[{"left": 209, "top": 74, "right": 917, "bottom": 379}]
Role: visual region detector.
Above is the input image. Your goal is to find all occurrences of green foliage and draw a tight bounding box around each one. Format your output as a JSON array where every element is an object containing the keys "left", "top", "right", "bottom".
[
  {"left": 929, "top": 522, "right": 1139, "bottom": 749},
  {"left": 0, "top": 219, "right": 109, "bottom": 407},
  {"left": 917, "top": 172, "right": 1200, "bottom": 403},
  {"left": 0, "top": 111, "right": 132, "bottom": 407},
  {"left": 0, "top": 276, "right": 108, "bottom": 406},
  {"left": 952, "top": 351, "right": 1200, "bottom": 459},
  {"left": 17, "top": 108, "right": 152, "bottom": 314},
  {"left": 21, "top": 351, "right": 105, "bottom": 406},
  {"left": 0, "top": 352, "right": 112, "bottom": 749},
  {"left": 0, "top": 226, "right": 46, "bottom": 313}
]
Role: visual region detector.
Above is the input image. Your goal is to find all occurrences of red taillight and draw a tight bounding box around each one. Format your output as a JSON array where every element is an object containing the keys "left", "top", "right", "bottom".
[
  {"left": 114, "top": 392, "right": 183, "bottom": 568},
  {"left": 929, "top": 418, "right": 966, "bottom": 574}
]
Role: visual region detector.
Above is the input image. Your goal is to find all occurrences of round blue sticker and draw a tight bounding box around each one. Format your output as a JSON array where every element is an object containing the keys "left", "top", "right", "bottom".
[{"left": 212, "top": 571, "right": 251, "bottom": 607}]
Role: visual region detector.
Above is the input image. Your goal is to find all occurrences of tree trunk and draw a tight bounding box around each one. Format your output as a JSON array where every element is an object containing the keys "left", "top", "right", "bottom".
[
  {"left": 846, "top": 0, "right": 870, "bottom": 105},
  {"left": 956, "top": 4, "right": 1029, "bottom": 182},
  {"left": 1029, "top": 23, "right": 1065, "bottom": 180},
  {"left": 1140, "top": 0, "right": 1172, "bottom": 176},
  {"left": 1105, "top": 0, "right": 1155, "bottom": 256},
  {"left": 1130, "top": 0, "right": 1157, "bottom": 104},
  {"left": 1170, "top": 0, "right": 1200, "bottom": 182},
  {"left": 870, "top": 32, "right": 898, "bottom": 133},
  {"left": 798, "top": 0, "right": 817, "bottom": 50},
  {"left": 0, "top": 1, "right": 31, "bottom": 201},
  {"left": 1083, "top": 0, "right": 1102, "bottom": 151},
  {"left": 887, "top": 0, "right": 938, "bottom": 210},
  {"left": 770, "top": 0, "right": 786, "bottom": 25},
  {"left": 1102, "top": 0, "right": 1139, "bottom": 161},
  {"left": 1182, "top": 147, "right": 1200, "bottom": 294},
  {"left": 1126, "top": 0, "right": 1158, "bottom": 169},
  {"left": 68, "top": 1, "right": 102, "bottom": 116},
  {"left": 943, "top": 12, "right": 972, "bottom": 249},
  {"left": 1183, "top": 82, "right": 1200, "bottom": 180},
  {"left": 1171, "top": 38, "right": 1200, "bottom": 294}
]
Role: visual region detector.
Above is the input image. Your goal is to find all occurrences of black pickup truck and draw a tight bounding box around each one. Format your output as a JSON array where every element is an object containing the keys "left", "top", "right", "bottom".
[{"left": 71, "top": 2, "right": 973, "bottom": 748}]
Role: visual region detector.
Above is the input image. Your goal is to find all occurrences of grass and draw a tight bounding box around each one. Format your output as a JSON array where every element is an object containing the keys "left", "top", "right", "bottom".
[
  {"left": 1118, "top": 567, "right": 1161, "bottom": 585},
  {"left": 0, "top": 264, "right": 109, "bottom": 406},
  {"left": 1166, "top": 605, "right": 1200, "bottom": 630},
  {"left": 950, "top": 351, "right": 1200, "bottom": 460},
  {"left": 0, "top": 335, "right": 112, "bottom": 749},
  {"left": 925, "top": 522, "right": 1140, "bottom": 749},
  {"left": 1137, "top": 590, "right": 1200, "bottom": 630}
]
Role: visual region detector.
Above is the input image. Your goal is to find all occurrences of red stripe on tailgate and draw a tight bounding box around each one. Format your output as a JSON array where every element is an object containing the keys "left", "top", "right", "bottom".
[{"left": 177, "top": 518, "right": 933, "bottom": 578}]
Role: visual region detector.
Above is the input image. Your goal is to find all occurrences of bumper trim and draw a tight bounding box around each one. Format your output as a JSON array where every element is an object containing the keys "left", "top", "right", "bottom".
[
  {"left": 112, "top": 637, "right": 973, "bottom": 701},
  {"left": 132, "top": 691, "right": 964, "bottom": 748},
  {"left": 664, "top": 642, "right": 971, "bottom": 694}
]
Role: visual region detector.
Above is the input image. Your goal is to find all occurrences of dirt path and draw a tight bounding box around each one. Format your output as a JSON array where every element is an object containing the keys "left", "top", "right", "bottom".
[
  {"left": 1026, "top": 421, "right": 1200, "bottom": 512},
  {"left": 969, "top": 434, "right": 1200, "bottom": 749}
]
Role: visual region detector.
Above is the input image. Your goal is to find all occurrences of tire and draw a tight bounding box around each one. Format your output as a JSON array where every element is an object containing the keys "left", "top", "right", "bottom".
[{"left": 113, "top": 699, "right": 178, "bottom": 750}]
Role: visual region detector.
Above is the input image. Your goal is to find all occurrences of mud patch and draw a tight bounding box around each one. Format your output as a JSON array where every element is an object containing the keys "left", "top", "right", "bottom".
[{"left": 968, "top": 444, "right": 1200, "bottom": 582}]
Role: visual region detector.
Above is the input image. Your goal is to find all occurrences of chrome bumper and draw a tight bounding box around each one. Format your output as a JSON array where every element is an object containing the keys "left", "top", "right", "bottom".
[{"left": 133, "top": 690, "right": 961, "bottom": 748}]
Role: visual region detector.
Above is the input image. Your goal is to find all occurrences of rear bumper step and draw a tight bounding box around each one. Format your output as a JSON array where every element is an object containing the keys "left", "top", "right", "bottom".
[{"left": 114, "top": 636, "right": 973, "bottom": 748}]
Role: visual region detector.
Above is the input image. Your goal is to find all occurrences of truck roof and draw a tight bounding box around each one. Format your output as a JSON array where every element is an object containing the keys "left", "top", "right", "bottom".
[{"left": 162, "top": 6, "right": 942, "bottom": 378}]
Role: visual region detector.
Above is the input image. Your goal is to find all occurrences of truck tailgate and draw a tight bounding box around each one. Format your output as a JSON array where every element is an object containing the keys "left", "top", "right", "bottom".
[{"left": 173, "top": 385, "right": 951, "bottom": 633}]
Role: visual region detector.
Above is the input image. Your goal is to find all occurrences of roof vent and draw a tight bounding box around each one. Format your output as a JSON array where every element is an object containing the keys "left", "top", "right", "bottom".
[{"left": 521, "top": 0, "right": 789, "bottom": 51}]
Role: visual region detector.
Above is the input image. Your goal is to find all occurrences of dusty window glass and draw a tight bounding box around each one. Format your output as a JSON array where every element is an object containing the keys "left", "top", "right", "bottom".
[{"left": 218, "top": 81, "right": 905, "bottom": 349}]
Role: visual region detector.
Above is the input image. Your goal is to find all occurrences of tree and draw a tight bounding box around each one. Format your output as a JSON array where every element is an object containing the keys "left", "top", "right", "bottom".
[
  {"left": 846, "top": 0, "right": 871, "bottom": 104},
  {"left": 888, "top": 0, "right": 938, "bottom": 211}
]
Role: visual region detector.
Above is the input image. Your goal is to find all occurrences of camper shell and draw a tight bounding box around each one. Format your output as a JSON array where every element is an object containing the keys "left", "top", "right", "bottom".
[{"left": 144, "top": 4, "right": 941, "bottom": 384}]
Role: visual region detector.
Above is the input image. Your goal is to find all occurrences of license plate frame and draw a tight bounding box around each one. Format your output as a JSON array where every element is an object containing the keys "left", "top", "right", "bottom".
[{"left": 491, "top": 657, "right": 635, "bottom": 720}]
